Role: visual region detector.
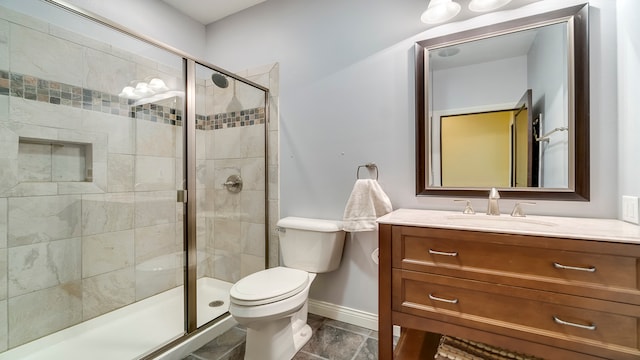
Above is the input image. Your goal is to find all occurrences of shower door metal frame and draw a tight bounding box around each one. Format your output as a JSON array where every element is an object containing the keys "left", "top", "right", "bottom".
[{"left": 40, "top": 0, "right": 272, "bottom": 358}]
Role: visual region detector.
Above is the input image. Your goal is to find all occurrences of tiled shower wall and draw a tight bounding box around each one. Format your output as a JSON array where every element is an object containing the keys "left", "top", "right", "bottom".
[{"left": 0, "top": 5, "right": 271, "bottom": 353}]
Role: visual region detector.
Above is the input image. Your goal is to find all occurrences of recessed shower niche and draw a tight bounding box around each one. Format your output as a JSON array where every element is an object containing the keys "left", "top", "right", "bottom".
[{"left": 18, "top": 137, "right": 93, "bottom": 183}]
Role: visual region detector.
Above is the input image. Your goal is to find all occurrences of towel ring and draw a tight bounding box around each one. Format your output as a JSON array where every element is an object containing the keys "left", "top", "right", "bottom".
[{"left": 356, "top": 163, "right": 379, "bottom": 180}]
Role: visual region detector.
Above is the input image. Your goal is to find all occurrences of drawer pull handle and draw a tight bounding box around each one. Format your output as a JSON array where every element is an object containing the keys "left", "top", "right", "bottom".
[
  {"left": 553, "top": 316, "right": 597, "bottom": 331},
  {"left": 428, "top": 249, "right": 458, "bottom": 257},
  {"left": 428, "top": 294, "right": 459, "bottom": 304},
  {"left": 553, "top": 262, "right": 596, "bottom": 272}
]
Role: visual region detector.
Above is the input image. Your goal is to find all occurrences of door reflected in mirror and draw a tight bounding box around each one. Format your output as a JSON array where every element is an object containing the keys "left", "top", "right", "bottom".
[{"left": 415, "top": 4, "right": 589, "bottom": 200}]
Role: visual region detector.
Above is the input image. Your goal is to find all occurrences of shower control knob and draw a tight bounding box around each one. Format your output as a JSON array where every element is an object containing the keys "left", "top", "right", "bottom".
[{"left": 223, "top": 175, "right": 243, "bottom": 193}]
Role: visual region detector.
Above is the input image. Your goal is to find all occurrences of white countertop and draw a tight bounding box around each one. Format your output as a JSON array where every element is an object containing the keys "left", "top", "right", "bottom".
[{"left": 377, "top": 208, "right": 640, "bottom": 244}]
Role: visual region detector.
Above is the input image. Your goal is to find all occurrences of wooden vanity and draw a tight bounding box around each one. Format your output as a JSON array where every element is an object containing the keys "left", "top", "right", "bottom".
[{"left": 378, "top": 209, "right": 640, "bottom": 360}]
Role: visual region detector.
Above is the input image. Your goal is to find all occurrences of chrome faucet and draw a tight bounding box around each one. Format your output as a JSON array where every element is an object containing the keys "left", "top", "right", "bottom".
[{"left": 487, "top": 187, "right": 500, "bottom": 215}]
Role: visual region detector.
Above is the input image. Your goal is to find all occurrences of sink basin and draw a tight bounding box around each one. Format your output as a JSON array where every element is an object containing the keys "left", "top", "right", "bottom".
[{"left": 445, "top": 214, "right": 557, "bottom": 229}]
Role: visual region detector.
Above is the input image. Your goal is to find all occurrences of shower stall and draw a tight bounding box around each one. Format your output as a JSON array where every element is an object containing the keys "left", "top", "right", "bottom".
[{"left": 0, "top": 1, "right": 275, "bottom": 359}]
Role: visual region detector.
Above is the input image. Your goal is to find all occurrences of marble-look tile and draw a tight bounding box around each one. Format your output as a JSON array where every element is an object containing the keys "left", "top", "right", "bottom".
[
  {"left": 8, "top": 237, "right": 81, "bottom": 297},
  {"left": 135, "top": 120, "right": 176, "bottom": 158},
  {"left": 57, "top": 180, "right": 106, "bottom": 195},
  {"left": 134, "top": 155, "right": 175, "bottom": 191},
  {"left": 17, "top": 142, "right": 51, "bottom": 182},
  {"left": 134, "top": 190, "right": 176, "bottom": 228},
  {"left": 213, "top": 219, "right": 241, "bottom": 253},
  {"left": 0, "top": 249, "right": 6, "bottom": 301},
  {"left": 196, "top": 159, "right": 207, "bottom": 190},
  {"left": 0, "top": 19, "right": 9, "bottom": 70},
  {"left": 213, "top": 189, "right": 241, "bottom": 222},
  {"left": 82, "top": 112, "right": 135, "bottom": 155},
  {"left": 0, "top": 198, "right": 6, "bottom": 249},
  {"left": 107, "top": 154, "right": 134, "bottom": 192},
  {"left": 240, "top": 254, "right": 264, "bottom": 278},
  {"left": 212, "top": 249, "right": 241, "bottom": 283},
  {"left": 241, "top": 156, "right": 266, "bottom": 191},
  {"left": 8, "top": 280, "right": 82, "bottom": 348},
  {"left": 1, "top": 154, "right": 24, "bottom": 196},
  {"left": 1, "top": 182, "right": 58, "bottom": 197},
  {"left": 10, "top": 96, "right": 82, "bottom": 130},
  {"left": 241, "top": 222, "right": 265, "bottom": 257},
  {"left": 81, "top": 193, "right": 134, "bottom": 236},
  {"left": 214, "top": 158, "right": 265, "bottom": 192},
  {"left": 48, "top": 23, "right": 111, "bottom": 55},
  {"left": 8, "top": 195, "right": 81, "bottom": 246},
  {"left": 197, "top": 188, "right": 213, "bottom": 217},
  {"left": 10, "top": 23, "right": 84, "bottom": 87},
  {"left": 52, "top": 143, "right": 86, "bottom": 181},
  {"left": 84, "top": 47, "right": 136, "bottom": 95},
  {"left": 291, "top": 353, "right": 324, "bottom": 360},
  {"left": 0, "top": 93, "right": 8, "bottom": 122},
  {"left": 0, "top": 300, "right": 5, "bottom": 352},
  {"left": 300, "top": 322, "right": 366, "bottom": 360},
  {"left": 134, "top": 223, "right": 177, "bottom": 265},
  {"left": 195, "top": 129, "right": 206, "bottom": 161},
  {"left": 268, "top": 164, "right": 278, "bottom": 201},
  {"left": 82, "top": 267, "right": 135, "bottom": 320},
  {"left": 56, "top": 129, "right": 108, "bottom": 162},
  {"left": 9, "top": 280, "right": 82, "bottom": 347},
  {"left": 353, "top": 337, "right": 378, "bottom": 360},
  {"left": 192, "top": 327, "right": 246, "bottom": 360},
  {"left": 82, "top": 229, "right": 134, "bottom": 278},
  {"left": 212, "top": 125, "right": 265, "bottom": 160},
  {"left": 240, "top": 190, "right": 265, "bottom": 224},
  {"left": 135, "top": 263, "right": 177, "bottom": 301}
]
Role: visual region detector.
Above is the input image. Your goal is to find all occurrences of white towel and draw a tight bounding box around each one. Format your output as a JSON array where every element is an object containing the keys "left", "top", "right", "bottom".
[{"left": 343, "top": 179, "right": 393, "bottom": 232}]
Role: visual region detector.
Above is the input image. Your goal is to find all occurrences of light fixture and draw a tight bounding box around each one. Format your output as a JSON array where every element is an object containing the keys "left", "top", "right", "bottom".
[
  {"left": 468, "top": 0, "right": 512, "bottom": 12},
  {"left": 119, "top": 77, "right": 169, "bottom": 100},
  {"left": 421, "top": 0, "right": 462, "bottom": 24}
]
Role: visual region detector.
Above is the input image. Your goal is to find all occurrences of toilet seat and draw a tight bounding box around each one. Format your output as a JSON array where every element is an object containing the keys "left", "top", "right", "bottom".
[{"left": 230, "top": 267, "right": 309, "bottom": 306}]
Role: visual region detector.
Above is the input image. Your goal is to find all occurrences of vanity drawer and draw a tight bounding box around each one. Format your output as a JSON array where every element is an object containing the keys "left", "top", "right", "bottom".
[
  {"left": 393, "top": 270, "right": 640, "bottom": 358},
  {"left": 392, "top": 227, "right": 640, "bottom": 298}
]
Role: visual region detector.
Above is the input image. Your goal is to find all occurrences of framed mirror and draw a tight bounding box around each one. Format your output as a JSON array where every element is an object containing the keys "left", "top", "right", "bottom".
[{"left": 415, "top": 4, "right": 589, "bottom": 200}]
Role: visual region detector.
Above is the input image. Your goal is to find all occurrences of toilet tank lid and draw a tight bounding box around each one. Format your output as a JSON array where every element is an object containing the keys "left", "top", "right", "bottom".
[{"left": 277, "top": 217, "right": 343, "bottom": 232}]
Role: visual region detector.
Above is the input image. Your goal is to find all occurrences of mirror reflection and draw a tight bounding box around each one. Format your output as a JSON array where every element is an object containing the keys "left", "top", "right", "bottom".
[
  {"left": 415, "top": 4, "right": 589, "bottom": 200},
  {"left": 430, "top": 22, "right": 566, "bottom": 189}
]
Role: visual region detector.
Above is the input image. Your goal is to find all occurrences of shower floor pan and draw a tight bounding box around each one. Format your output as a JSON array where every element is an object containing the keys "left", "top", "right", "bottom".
[{"left": 0, "top": 277, "right": 233, "bottom": 360}]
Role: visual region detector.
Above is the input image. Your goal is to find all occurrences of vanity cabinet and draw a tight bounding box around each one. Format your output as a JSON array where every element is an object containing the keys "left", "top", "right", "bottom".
[{"left": 378, "top": 211, "right": 640, "bottom": 360}]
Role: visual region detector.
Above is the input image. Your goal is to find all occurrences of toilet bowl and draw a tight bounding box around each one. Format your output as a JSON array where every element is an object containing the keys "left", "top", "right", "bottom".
[{"left": 229, "top": 217, "right": 345, "bottom": 360}]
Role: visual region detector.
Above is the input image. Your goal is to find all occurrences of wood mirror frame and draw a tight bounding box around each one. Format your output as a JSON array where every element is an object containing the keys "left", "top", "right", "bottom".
[{"left": 415, "top": 4, "right": 589, "bottom": 200}]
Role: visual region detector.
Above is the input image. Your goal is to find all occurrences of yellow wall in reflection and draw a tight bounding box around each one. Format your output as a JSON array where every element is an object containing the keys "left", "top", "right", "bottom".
[{"left": 441, "top": 112, "right": 512, "bottom": 187}]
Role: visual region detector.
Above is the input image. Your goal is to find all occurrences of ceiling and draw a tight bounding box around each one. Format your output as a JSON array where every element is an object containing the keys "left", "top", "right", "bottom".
[
  {"left": 161, "top": 0, "right": 267, "bottom": 25},
  {"left": 162, "top": 0, "right": 542, "bottom": 27}
]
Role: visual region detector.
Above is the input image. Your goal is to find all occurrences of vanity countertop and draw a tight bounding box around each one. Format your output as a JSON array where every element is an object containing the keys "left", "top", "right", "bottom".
[{"left": 377, "top": 208, "right": 640, "bottom": 244}]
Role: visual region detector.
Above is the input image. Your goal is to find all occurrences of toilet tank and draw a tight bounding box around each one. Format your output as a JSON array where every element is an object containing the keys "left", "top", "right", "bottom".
[{"left": 276, "top": 217, "right": 346, "bottom": 273}]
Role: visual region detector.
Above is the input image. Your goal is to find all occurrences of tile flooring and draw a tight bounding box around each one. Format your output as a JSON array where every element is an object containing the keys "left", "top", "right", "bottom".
[{"left": 182, "top": 314, "right": 379, "bottom": 360}]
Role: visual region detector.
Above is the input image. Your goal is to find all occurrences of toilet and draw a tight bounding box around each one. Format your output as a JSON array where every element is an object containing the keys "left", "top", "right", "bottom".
[{"left": 229, "top": 217, "right": 346, "bottom": 360}]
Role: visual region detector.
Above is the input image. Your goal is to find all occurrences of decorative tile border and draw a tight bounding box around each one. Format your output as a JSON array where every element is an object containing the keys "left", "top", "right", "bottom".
[
  {"left": 0, "top": 70, "right": 265, "bottom": 130},
  {"left": 196, "top": 108, "right": 266, "bottom": 130}
]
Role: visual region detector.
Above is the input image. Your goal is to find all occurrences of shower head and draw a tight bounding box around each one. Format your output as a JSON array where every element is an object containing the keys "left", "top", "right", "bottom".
[{"left": 211, "top": 72, "right": 229, "bottom": 88}]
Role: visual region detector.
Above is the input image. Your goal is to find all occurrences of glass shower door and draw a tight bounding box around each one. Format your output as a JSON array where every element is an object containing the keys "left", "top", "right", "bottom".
[
  {"left": 193, "top": 63, "right": 268, "bottom": 327},
  {"left": 0, "top": 1, "right": 187, "bottom": 358}
]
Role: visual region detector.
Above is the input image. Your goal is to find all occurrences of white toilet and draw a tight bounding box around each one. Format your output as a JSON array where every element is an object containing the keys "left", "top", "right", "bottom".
[{"left": 229, "top": 217, "right": 346, "bottom": 360}]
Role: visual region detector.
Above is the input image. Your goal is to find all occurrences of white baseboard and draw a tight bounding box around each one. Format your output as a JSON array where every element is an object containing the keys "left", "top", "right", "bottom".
[{"left": 307, "top": 299, "right": 378, "bottom": 331}]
